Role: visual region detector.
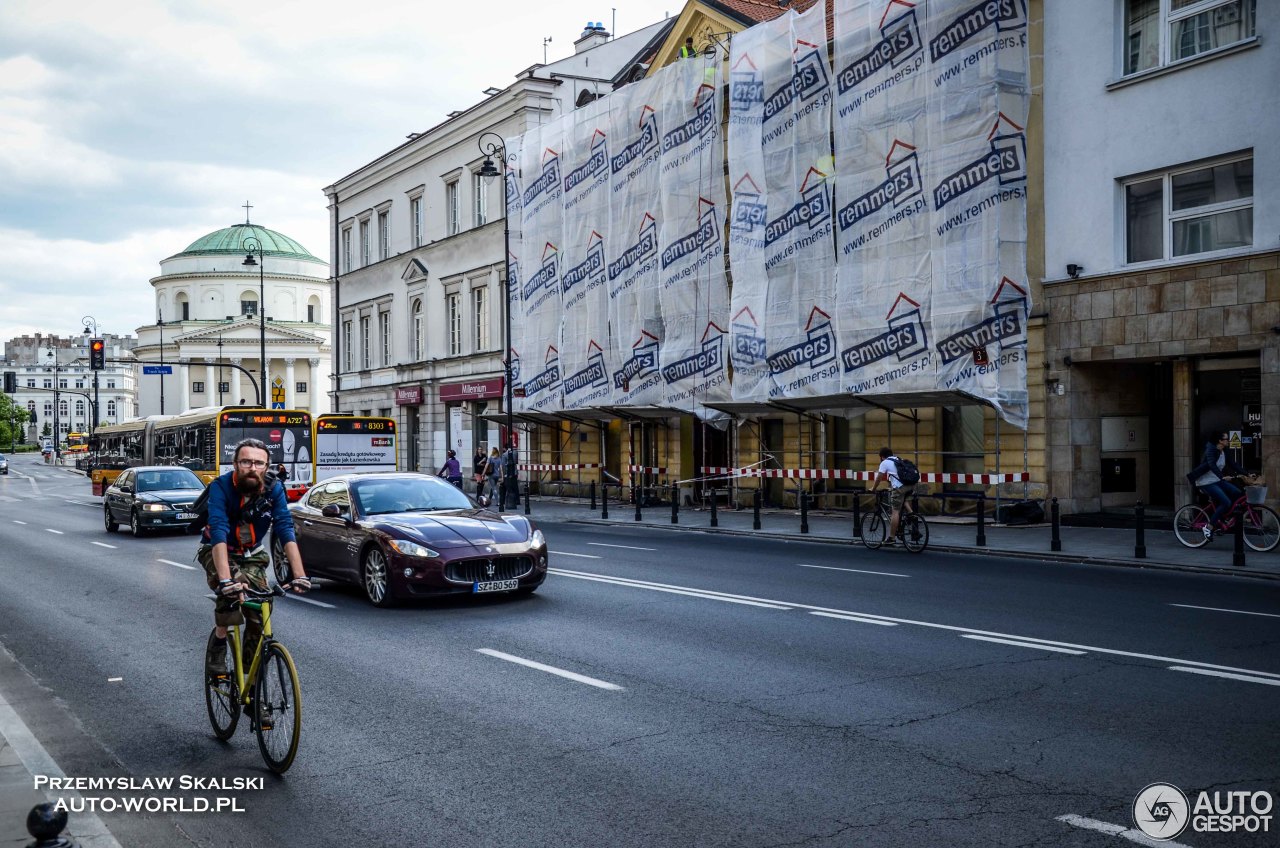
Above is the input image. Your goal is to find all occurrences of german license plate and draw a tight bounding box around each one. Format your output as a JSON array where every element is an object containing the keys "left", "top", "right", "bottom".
[
  {"left": 177, "top": 512, "right": 197, "bottom": 520},
  {"left": 474, "top": 579, "right": 519, "bottom": 593}
]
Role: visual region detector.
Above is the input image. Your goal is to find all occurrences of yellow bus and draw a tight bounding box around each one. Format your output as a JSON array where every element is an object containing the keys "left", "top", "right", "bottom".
[
  {"left": 313, "top": 415, "right": 397, "bottom": 483},
  {"left": 65, "top": 432, "right": 90, "bottom": 454}
]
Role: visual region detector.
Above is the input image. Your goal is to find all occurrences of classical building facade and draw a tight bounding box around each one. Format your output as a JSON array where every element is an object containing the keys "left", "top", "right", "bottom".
[
  {"left": 133, "top": 223, "right": 333, "bottom": 417},
  {"left": 1043, "top": 0, "right": 1275, "bottom": 512},
  {"left": 2, "top": 334, "right": 138, "bottom": 442}
]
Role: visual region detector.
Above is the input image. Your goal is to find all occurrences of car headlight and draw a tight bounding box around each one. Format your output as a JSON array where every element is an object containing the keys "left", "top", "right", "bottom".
[
  {"left": 144, "top": 503, "right": 168, "bottom": 512},
  {"left": 529, "top": 529, "right": 545, "bottom": 548},
  {"left": 387, "top": 539, "right": 439, "bottom": 558}
]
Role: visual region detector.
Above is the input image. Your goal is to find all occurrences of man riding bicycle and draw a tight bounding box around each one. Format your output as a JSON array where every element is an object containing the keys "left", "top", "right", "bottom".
[
  {"left": 201, "top": 438, "right": 310, "bottom": 677},
  {"left": 1187, "top": 430, "right": 1258, "bottom": 537},
  {"left": 870, "top": 447, "right": 916, "bottom": 546}
]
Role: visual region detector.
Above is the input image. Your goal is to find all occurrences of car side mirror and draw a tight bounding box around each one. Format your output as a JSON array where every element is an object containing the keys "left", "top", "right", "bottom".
[{"left": 321, "top": 504, "right": 342, "bottom": 518}]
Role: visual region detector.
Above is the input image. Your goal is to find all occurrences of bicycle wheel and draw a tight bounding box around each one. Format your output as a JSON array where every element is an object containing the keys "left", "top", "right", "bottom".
[
  {"left": 204, "top": 630, "right": 240, "bottom": 741},
  {"left": 1242, "top": 505, "right": 1280, "bottom": 553},
  {"left": 861, "top": 512, "right": 887, "bottom": 550},
  {"left": 1173, "top": 505, "right": 1212, "bottom": 548},
  {"left": 255, "top": 641, "right": 302, "bottom": 774},
  {"left": 901, "top": 513, "right": 929, "bottom": 553}
]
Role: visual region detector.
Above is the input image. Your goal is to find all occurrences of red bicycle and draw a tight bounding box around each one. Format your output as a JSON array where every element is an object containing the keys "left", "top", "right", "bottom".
[{"left": 1173, "top": 478, "right": 1278, "bottom": 552}]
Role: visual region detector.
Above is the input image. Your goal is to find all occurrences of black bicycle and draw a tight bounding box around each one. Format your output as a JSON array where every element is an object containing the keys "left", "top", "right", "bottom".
[{"left": 861, "top": 490, "right": 929, "bottom": 553}]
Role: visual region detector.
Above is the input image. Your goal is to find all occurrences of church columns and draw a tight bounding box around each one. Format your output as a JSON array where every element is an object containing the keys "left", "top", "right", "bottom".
[
  {"left": 178, "top": 363, "right": 190, "bottom": 412},
  {"left": 309, "top": 358, "right": 322, "bottom": 414},
  {"left": 285, "top": 358, "right": 296, "bottom": 410},
  {"left": 205, "top": 360, "right": 216, "bottom": 406},
  {"left": 231, "top": 359, "right": 243, "bottom": 406}
]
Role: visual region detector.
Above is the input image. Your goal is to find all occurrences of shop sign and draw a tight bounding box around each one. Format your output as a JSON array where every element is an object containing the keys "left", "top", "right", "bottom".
[
  {"left": 439, "top": 377, "right": 504, "bottom": 402},
  {"left": 395, "top": 385, "right": 424, "bottom": 405}
]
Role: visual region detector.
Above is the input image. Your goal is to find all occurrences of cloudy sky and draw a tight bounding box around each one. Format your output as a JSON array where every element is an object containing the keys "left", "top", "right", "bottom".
[{"left": 0, "top": 0, "right": 676, "bottom": 344}]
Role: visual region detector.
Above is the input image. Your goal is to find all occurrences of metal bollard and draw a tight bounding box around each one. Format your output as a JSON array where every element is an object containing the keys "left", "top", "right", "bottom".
[
  {"left": 590, "top": 480, "right": 596, "bottom": 511},
  {"left": 26, "top": 802, "right": 79, "bottom": 848},
  {"left": 1051, "top": 496, "right": 1062, "bottom": 552},
  {"left": 852, "top": 490, "right": 861, "bottom": 538},
  {"left": 671, "top": 484, "right": 679, "bottom": 524},
  {"left": 710, "top": 488, "right": 719, "bottom": 527},
  {"left": 602, "top": 484, "right": 609, "bottom": 519},
  {"left": 976, "top": 493, "right": 987, "bottom": 546},
  {"left": 1134, "top": 500, "right": 1146, "bottom": 559},
  {"left": 753, "top": 488, "right": 762, "bottom": 530},
  {"left": 635, "top": 485, "right": 643, "bottom": 521},
  {"left": 800, "top": 491, "right": 809, "bottom": 534},
  {"left": 1234, "top": 510, "right": 1247, "bottom": 567},
  {"left": 524, "top": 484, "right": 531, "bottom": 515}
]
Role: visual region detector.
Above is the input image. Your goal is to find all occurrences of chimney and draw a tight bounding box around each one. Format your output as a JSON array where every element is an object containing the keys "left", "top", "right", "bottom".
[{"left": 574, "top": 21, "right": 610, "bottom": 54}]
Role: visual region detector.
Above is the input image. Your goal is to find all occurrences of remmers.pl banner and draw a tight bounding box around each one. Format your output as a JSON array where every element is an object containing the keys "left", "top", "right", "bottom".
[
  {"left": 657, "top": 55, "right": 730, "bottom": 417},
  {"left": 502, "top": 131, "right": 526, "bottom": 417},
  {"left": 516, "top": 119, "right": 566, "bottom": 414}
]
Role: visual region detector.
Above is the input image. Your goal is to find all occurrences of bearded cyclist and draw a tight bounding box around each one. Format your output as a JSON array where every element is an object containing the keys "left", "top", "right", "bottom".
[{"left": 201, "top": 438, "right": 311, "bottom": 677}]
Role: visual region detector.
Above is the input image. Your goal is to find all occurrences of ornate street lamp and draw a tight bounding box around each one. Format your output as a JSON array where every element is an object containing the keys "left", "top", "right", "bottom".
[
  {"left": 477, "top": 131, "right": 516, "bottom": 455},
  {"left": 242, "top": 234, "right": 267, "bottom": 409},
  {"left": 81, "top": 315, "right": 100, "bottom": 435}
]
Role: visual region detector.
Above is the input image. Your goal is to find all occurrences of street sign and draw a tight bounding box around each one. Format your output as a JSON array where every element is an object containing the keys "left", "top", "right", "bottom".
[
  {"left": 1229, "top": 430, "right": 1242, "bottom": 449},
  {"left": 142, "top": 365, "right": 172, "bottom": 375},
  {"left": 271, "top": 402, "right": 285, "bottom": 409}
]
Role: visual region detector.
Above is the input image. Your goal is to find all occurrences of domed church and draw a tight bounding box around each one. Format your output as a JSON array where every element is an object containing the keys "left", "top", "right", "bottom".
[{"left": 133, "top": 216, "right": 332, "bottom": 417}]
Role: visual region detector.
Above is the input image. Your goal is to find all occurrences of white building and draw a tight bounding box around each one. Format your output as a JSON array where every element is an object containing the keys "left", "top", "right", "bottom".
[
  {"left": 133, "top": 222, "right": 333, "bottom": 417},
  {"left": 323, "top": 21, "right": 672, "bottom": 471},
  {"left": 5, "top": 337, "right": 138, "bottom": 442}
]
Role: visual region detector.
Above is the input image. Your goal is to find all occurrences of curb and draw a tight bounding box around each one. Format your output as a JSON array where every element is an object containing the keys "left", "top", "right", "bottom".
[{"left": 536, "top": 515, "right": 1280, "bottom": 583}]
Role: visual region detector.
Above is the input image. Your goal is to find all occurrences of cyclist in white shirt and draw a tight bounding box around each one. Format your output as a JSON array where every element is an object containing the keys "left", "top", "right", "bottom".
[{"left": 870, "top": 447, "right": 915, "bottom": 546}]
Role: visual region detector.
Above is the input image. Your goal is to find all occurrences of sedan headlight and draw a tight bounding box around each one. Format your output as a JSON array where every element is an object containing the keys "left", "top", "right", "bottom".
[
  {"left": 387, "top": 539, "right": 439, "bottom": 558},
  {"left": 529, "top": 529, "right": 546, "bottom": 549},
  {"left": 143, "top": 503, "right": 168, "bottom": 512}
]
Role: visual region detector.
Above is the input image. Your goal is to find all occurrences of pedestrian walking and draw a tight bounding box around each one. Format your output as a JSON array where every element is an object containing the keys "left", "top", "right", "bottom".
[
  {"left": 472, "top": 447, "right": 488, "bottom": 496},
  {"left": 438, "top": 449, "right": 464, "bottom": 489},
  {"left": 500, "top": 444, "right": 519, "bottom": 510},
  {"left": 484, "top": 446, "right": 501, "bottom": 505}
]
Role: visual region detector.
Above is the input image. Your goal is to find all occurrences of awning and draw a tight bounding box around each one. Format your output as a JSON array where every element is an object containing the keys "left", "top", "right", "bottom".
[
  {"left": 596, "top": 405, "right": 682, "bottom": 421},
  {"left": 703, "top": 390, "right": 994, "bottom": 418}
]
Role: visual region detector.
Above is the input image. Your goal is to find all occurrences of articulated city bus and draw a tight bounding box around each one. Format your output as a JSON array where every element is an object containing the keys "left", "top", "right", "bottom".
[
  {"left": 313, "top": 415, "right": 397, "bottom": 483},
  {"left": 64, "top": 432, "right": 90, "bottom": 454}
]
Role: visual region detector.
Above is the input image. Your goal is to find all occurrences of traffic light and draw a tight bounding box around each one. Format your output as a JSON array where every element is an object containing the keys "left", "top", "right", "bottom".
[
  {"left": 89, "top": 338, "right": 105, "bottom": 370},
  {"left": 2, "top": 371, "right": 14, "bottom": 394}
]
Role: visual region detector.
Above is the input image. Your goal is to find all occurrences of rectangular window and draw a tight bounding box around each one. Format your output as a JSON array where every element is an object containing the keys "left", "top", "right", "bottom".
[
  {"left": 26, "top": 379, "right": 34, "bottom": 387},
  {"left": 1124, "top": 0, "right": 1255, "bottom": 75},
  {"left": 446, "top": 180, "right": 460, "bottom": 235},
  {"left": 242, "top": 299, "right": 257, "bottom": 316},
  {"left": 43, "top": 379, "right": 51, "bottom": 389},
  {"left": 446, "top": 292, "right": 462, "bottom": 356},
  {"left": 410, "top": 197, "right": 423, "bottom": 247},
  {"left": 378, "top": 211, "right": 389, "bottom": 260},
  {"left": 307, "top": 304, "right": 316, "bottom": 323},
  {"left": 192, "top": 381, "right": 205, "bottom": 394},
  {"left": 359, "top": 219, "right": 370, "bottom": 266},
  {"left": 473, "top": 172, "right": 488, "bottom": 226},
  {"left": 296, "top": 381, "right": 307, "bottom": 394},
  {"left": 380, "top": 311, "right": 391, "bottom": 365},
  {"left": 342, "top": 228, "right": 352, "bottom": 272},
  {"left": 343, "top": 320, "right": 353, "bottom": 371},
  {"left": 360, "top": 316, "right": 371, "bottom": 369},
  {"left": 218, "top": 381, "right": 230, "bottom": 394},
  {"left": 107, "top": 380, "right": 115, "bottom": 389},
  {"left": 180, "top": 301, "right": 189, "bottom": 320},
  {"left": 472, "top": 287, "right": 489, "bottom": 351},
  {"left": 1124, "top": 154, "right": 1252, "bottom": 263},
  {"left": 75, "top": 380, "right": 84, "bottom": 389}
]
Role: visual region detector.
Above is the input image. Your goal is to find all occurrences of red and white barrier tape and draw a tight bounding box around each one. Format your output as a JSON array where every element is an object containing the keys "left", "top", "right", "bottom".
[
  {"left": 520, "top": 463, "right": 603, "bottom": 472},
  {"left": 628, "top": 465, "right": 667, "bottom": 475},
  {"left": 699, "top": 467, "right": 1029, "bottom": 484}
]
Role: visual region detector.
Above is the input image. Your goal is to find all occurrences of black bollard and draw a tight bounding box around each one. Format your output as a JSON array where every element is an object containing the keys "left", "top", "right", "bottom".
[
  {"left": 602, "top": 483, "right": 609, "bottom": 519},
  {"left": 524, "top": 484, "right": 531, "bottom": 515},
  {"left": 590, "top": 480, "right": 596, "bottom": 511},
  {"left": 1234, "top": 510, "right": 1247, "bottom": 567},
  {"left": 800, "top": 491, "right": 809, "bottom": 534},
  {"left": 635, "top": 485, "right": 643, "bottom": 521},
  {"left": 26, "top": 802, "right": 77, "bottom": 848},
  {"left": 753, "top": 488, "right": 762, "bottom": 531},
  {"left": 976, "top": 493, "right": 987, "bottom": 546},
  {"left": 1051, "top": 496, "right": 1062, "bottom": 552},
  {"left": 710, "top": 488, "right": 719, "bottom": 527},
  {"left": 671, "top": 484, "right": 679, "bottom": 524},
  {"left": 852, "top": 490, "right": 861, "bottom": 538},
  {"left": 1134, "top": 500, "right": 1146, "bottom": 559}
]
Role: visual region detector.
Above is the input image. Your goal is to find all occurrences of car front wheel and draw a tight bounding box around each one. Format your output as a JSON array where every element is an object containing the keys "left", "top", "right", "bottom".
[
  {"left": 104, "top": 506, "right": 118, "bottom": 533},
  {"left": 130, "top": 509, "right": 148, "bottom": 538},
  {"left": 361, "top": 547, "right": 394, "bottom": 608}
]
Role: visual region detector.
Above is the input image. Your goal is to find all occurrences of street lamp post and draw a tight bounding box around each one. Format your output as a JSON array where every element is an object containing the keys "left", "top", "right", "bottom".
[
  {"left": 81, "top": 315, "right": 100, "bottom": 436},
  {"left": 45, "top": 349, "right": 60, "bottom": 462},
  {"left": 477, "top": 132, "right": 516, "bottom": 457},
  {"left": 157, "top": 308, "right": 166, "bottom": 415},
  {"left": 242, "top": 236, "right": 267, "bottom": 408}
]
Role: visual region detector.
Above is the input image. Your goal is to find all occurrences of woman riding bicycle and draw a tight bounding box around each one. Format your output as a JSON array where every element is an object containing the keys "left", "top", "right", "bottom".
[{"left": 1186, "top": 430, "right": 1256, "bottom": 536}]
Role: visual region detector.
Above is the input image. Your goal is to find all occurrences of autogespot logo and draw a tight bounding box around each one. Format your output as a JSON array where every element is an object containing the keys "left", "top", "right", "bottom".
[{"left": 1133, "top": 783, "right": 1190, "bottom": 840}]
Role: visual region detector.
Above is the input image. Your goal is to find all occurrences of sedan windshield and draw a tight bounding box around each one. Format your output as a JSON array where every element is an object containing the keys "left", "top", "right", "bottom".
[
  {"left": 135, "top": 469, "right": 203, "bottom": 492},
  {"left": 353, "top": 476, "right": 474, "bottom": 515}
]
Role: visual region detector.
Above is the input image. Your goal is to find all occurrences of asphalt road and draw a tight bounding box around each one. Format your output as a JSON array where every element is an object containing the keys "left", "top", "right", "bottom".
[{"left": 1, "top": 452, "right": 1278, "bottom": 847}]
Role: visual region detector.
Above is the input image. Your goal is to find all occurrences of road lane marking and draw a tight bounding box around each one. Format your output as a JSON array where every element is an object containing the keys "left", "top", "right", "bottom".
[
  {"left": 157, "top": 558, "right": 197, "bottom": 571},
  {"left": 282, "top": 593, "right": 336, "bottom": 609},
  {"left": 1056, "top": 814, "right": 1192, "bottom": 847},
  {"left": 44, "top": 529, "right": 63, "bottom": 535},
  {"left": 12, "top": 520, "right": 27, "bottom": 525},
  {"left": 810, "top": 611, "right": 898, "bottom": 626},
  {"left": 797, "top": 563, "right": 910, "bottom": 578},
  {"left": 91, "top": 542, "right": 117, "bottom": 549},
  {"left": 64, "top": 500, "right": 94, "bottom": 506},
  {"left": 107, "top": 677, "right": 122, "bottom": 683},
  {"left": 1170, "top": 603, "right": 1280, "bottom": 619},
  {"left": 587, "top": 542, "right": 657, "bottom": 551},
  {"left": 962, "top": 635, "right": 1086, "bottom": 655},
  {"left": 551, "top": 550, "right": 602, "bottom": 559},
  {"left": 1168, "top": 666, "right": 1280, "bottom": 687},
  {"left": 552, "top": 569, "right": 792, "bottom": 609},
  {"left": 476, "top": 649, "right": 623, "bottom": 691}
]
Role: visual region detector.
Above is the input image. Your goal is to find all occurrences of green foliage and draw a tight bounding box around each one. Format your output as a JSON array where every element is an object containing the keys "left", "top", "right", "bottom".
[{"left": 0, "top": 392, "right": 30, "bottom": 448}]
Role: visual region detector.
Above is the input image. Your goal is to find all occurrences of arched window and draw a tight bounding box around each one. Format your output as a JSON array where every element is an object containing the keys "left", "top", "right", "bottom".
[
  {"left": 59, "top": 401, "right": 67, "bottom": 416},
  {"left": 107, "top": 400, "right": 116, "bottom": 417},
  {"left": 412, "top": 298, "right": 424, "bottom": 361},
  {"left": 240, "top": 290, "right": 259, "bottom": 316},
  {"left": 175, "top": 291, "right": 190, "bottom": 320},
  {"left": 76, "top": 400, "right": 85, "bottom": 416}
]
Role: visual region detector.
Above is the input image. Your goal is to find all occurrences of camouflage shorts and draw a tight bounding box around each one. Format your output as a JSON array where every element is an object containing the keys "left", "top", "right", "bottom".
[
  {"left": 197, "top": 545, "right": 270, "bottom": 629},
  {"left": 889, "top": 485, "right": 914, "bottom": 512}
]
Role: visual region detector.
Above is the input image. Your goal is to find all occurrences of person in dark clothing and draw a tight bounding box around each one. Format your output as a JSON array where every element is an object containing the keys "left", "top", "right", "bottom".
[
  {"left": 1186, "top": 430, "right": 1255, "bottom": 534},
  {"left": 438, "top": 449, "right": 464, "bottom": 489},
  {"left": 472, "top": 448, "right": 488, "bottom": 497}
]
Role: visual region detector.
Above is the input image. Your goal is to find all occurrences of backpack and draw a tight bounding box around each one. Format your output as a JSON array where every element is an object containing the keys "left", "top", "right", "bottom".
[
  {"left": 891, "top": 456, "right": 920, "bottom": 486},
  {"left": 185, "top": 483, "right": 212, "bottom": 535}
]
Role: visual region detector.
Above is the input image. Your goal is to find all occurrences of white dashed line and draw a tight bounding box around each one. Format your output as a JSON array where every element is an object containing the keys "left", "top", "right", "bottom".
[
  {"left": 550, "top": 550, "right": 602, "bottom": 559},
  {"left": 1056, "top": 813, "right": 1192, "bottom": 847},
  {"left": 810, "top": 611, "right": 898, "bottom": 626},
  {"left": 91, "top": 542, "right": 117, "bottom": 549},
  {"left": 107, "top": 677, "right": 123, "bottom": 683},
  {"left": 962, "top": 634, "right": 1086, "bottom": 655},
  {"left": 552, "top": 569, "right": 792, "bottom": 609},
  {"left": 587, "top": 542, "right": 657, "bottom": 551},
  {"left": 797, "top": 563, "right": 910, "bottom": 578},
  {"left": 157, "top": 558, "right": 197, "bottom": 571},
  {"left": 12, "top": 520, "right": 27, "bottom": 525},
  {"left": 476, "top": 649, "right": 623, "bottom": 691},
  {"left": 44, "top": 529, "right": 63, "bottom": 535},
  {"left": 1170, "top": 603, "right": 1280, "bottom": 619},
  {"left": 282, "top": 593, "right": 336, "bottom": 609},
  {"left": 1168, "top": 666, "right": 1280, "bottom": 687}
]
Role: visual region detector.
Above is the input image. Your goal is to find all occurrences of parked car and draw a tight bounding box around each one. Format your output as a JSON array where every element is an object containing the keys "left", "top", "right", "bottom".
[
  {"left": 0, "top": 454, "right": 8, "bottom": 475},
  {"left": 103, "top": 466, "right": 204, "bottom": 537},
  {"left": 278, "top": 472, "right": 548, "bottom": 607}
]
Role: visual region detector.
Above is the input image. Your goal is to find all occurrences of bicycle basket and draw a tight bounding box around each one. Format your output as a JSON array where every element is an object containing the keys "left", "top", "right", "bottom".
[{"left": 1245, "top": 485, "right": 1267, "bottom": 505}]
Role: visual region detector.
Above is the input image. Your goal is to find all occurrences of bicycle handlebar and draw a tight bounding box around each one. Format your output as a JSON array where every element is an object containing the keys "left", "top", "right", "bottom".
[{"left": 227, "top": 584, "right": 287, "bottom": 608}]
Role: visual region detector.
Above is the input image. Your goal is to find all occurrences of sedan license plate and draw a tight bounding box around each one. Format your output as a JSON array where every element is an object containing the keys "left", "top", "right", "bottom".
[
  {"left": 473, "top": 578, "right": 519, "bottom": 593},
  {"left": 176, "top": 512, "right": 197, "bottom": 520}
]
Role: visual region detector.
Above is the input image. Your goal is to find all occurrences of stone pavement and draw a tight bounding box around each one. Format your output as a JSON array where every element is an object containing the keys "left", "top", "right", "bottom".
[{"left": 513, "top": 495, "right": 1280, "bottom": 580}]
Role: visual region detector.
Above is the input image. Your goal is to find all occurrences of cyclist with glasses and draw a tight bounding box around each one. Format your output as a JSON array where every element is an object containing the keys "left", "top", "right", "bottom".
[
  {"left": 1187, "top": 429, "right": 1257, "bottom": 537},
  {"left": 201, "top": 438, "right": 311, "bottom": 678}
]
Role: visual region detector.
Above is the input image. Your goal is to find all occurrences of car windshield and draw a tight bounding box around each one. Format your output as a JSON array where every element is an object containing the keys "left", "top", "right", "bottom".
[
  {"left": 135, "top": 469, "right": 203, "bottom": 492},
  {"left": 353, "top": 476, "right": 474, "bottom": 516}
]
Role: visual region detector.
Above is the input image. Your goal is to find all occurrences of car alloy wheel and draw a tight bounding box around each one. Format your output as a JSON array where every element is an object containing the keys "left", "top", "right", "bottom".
[
  {"left": 130, "top": 509, "right": 146, "bottom": 537},
  {"left": 104, "top": 506, "right": 119, "bottom": 533},
  {"left": 361, "top": 547, "right": 392, "bottom": 607},
  {"left": 271, "top": 537, "right": 290, "bottom": 586}
]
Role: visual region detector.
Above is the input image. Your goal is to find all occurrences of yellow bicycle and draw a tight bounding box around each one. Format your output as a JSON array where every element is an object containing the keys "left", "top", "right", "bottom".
[{"left": 204, "top": 585, "right": 302, "bottom": 773}]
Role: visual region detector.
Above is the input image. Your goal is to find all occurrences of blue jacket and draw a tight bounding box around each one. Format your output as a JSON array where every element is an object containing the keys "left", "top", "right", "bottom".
[
  {"left": 1186, "top": 442, "right": 1246, "bottom": 486},
  {"left": 201, "top": 470, "right": 296, "bottom": 552}
]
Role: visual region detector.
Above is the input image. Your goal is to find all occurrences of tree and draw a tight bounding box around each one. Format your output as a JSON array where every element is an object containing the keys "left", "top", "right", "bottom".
[{"left": 0, "top": 392, "right": 30, "bottom": 449}]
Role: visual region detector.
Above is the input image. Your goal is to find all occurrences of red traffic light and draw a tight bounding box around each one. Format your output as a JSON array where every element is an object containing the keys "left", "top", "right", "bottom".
[{"left": 89, "top": 338, "right": 105, "bottom": 370}]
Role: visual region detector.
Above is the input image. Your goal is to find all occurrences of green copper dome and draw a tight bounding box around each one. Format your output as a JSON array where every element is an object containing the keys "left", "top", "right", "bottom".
[{"left": 168, "top": 223, "right": 322, "bottom": 262}]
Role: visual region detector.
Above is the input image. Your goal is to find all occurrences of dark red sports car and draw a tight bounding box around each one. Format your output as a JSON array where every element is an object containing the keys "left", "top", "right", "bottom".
[{"left": 276, "top": 472, "right": 548, "bottom": 607}]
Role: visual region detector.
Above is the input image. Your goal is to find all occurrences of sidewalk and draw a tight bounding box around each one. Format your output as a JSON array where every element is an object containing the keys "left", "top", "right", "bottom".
[{"left": 517, "top": 496, "right": 1280, "bottom": 580}]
